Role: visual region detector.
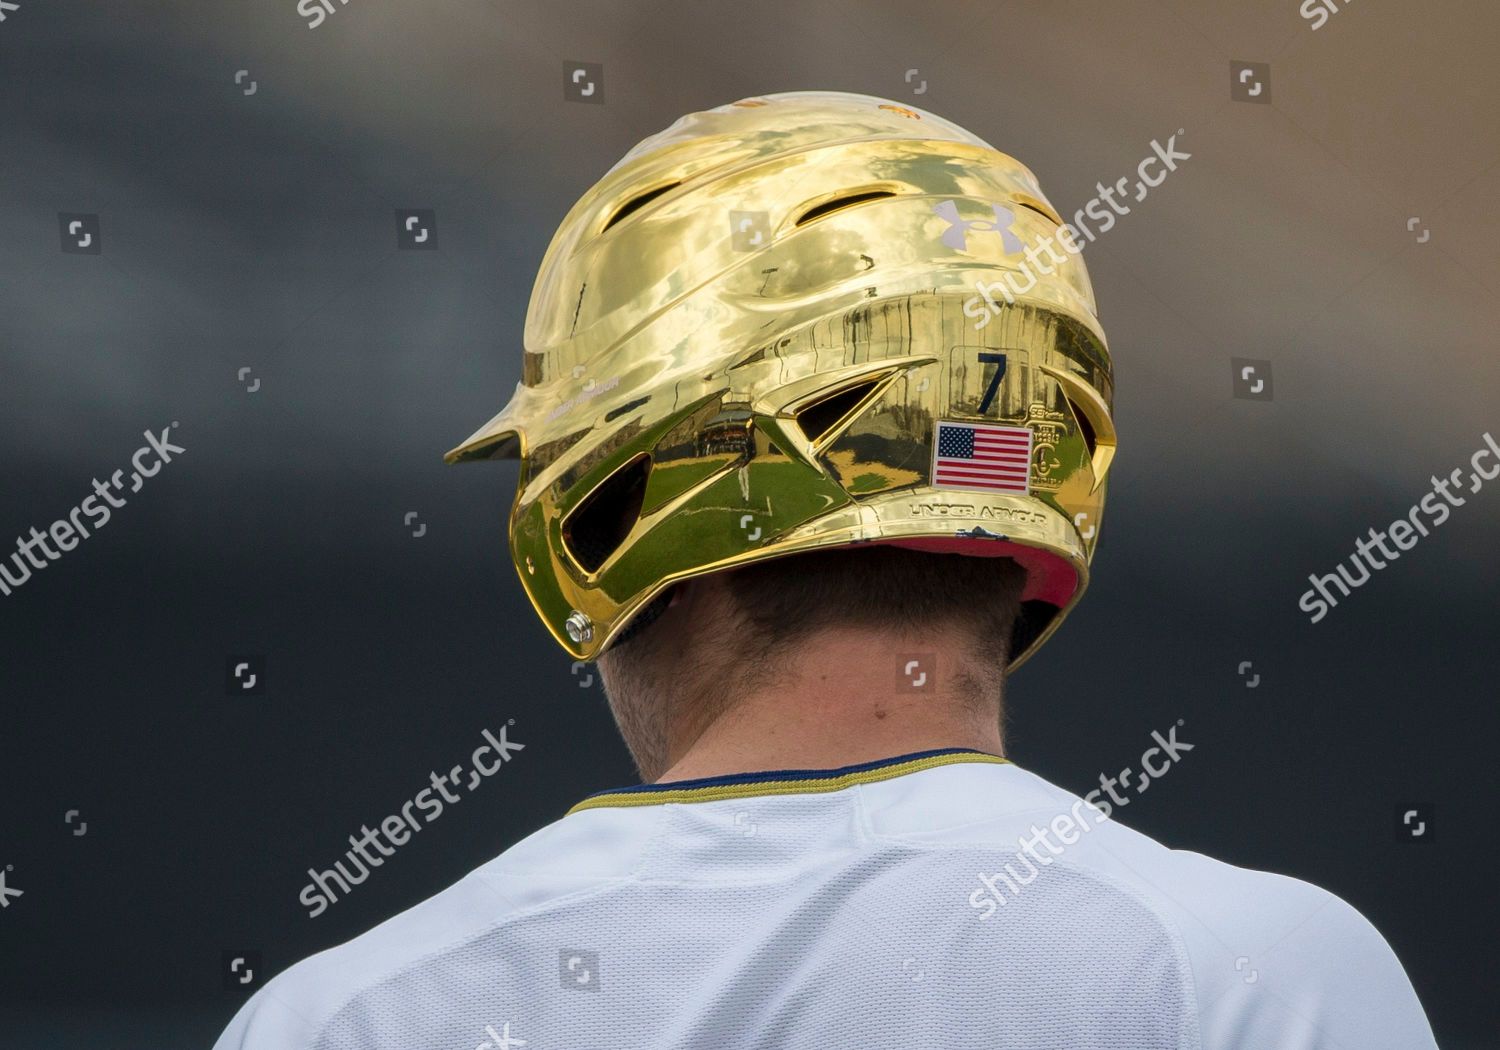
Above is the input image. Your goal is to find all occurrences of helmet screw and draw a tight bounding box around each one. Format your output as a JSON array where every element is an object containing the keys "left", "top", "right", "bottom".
[
  {"left": 564, "top": 610, "right": 594, "bottom": 645},
  {"left": 525, "top": 556, "right": 535, "bottom": 575}
]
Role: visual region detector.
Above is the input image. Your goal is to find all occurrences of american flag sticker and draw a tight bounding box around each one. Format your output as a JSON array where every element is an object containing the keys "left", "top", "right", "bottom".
[{"left": 931, "top": 419, "right": 1032, "bottom": 494}]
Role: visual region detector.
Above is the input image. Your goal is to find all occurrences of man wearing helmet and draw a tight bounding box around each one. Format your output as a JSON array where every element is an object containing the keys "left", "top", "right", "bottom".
[{"left": 216, "top": 91, "right": 1436, "bottom": 1050}]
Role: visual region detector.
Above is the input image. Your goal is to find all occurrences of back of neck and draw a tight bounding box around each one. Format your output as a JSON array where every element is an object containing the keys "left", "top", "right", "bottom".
[{"left": 655, "top": 628, "right": 1004, "bottom": 783}]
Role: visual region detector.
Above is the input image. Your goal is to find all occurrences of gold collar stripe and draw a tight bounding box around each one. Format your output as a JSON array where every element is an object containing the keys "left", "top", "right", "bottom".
[{"left": 567, "top": 749, "right": 1007, "bottom": 815}]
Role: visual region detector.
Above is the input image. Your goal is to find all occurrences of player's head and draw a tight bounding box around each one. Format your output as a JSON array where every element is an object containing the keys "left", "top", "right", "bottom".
[{"left": 448, "top": 90, "right": 1115, "bottom": 747}]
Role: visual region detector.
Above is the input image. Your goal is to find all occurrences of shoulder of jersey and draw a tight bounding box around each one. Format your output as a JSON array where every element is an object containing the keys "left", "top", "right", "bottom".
[
  {"left": 210, "top": 812, "right": 649, "bottom": 1050},
  {"left": 862, "top": 766, "right": 1437, "bottom": 1050}
]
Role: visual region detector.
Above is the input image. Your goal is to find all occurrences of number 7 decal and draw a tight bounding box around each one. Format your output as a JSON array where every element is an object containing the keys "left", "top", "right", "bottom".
[{"left": 977, "top": 352, "right": 1007, "bottom": 415}]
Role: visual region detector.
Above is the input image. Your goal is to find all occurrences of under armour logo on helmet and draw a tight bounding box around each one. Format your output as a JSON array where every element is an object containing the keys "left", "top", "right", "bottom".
[{"left": 932, "top": 200, "right": 1022, "bottom": 254}]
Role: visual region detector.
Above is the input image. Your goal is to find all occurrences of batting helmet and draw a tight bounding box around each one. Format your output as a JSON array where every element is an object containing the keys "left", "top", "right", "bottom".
[{"left": 447, "top": 90, "right": 1116, "bottom": 670}]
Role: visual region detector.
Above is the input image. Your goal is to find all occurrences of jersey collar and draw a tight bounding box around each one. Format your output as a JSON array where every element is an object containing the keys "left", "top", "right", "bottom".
[{"left": 566, "top": 747, "right": 1007, "bottom": 815}]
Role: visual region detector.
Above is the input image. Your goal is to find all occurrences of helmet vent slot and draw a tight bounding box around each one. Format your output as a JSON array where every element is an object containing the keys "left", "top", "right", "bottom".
[
  {"left": 1067, "top": 397, "right": 1098, "bottom": 458},
  {"left": 1016, "top": 200, "right": 1060, "bottom": 225},
  {"left": 604, "top": 396, "right": 650, "bottom": 422},
  {"left": 794, "top": 380, "right": 882, "bottom": 444},
  {"left": 602, "top": 182, "right": 682, "bottom": 232},
  {"left": 562, "top": 453, "right": 651, "bottom": 572},
  {"left": 794, "top": 190, "right": 897, "bottom": 227}
]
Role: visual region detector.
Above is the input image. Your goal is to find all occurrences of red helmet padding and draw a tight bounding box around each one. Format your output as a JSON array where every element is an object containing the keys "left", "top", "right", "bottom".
[{"left": 878, "top": 538, "right": 1079, "bottom": 607}]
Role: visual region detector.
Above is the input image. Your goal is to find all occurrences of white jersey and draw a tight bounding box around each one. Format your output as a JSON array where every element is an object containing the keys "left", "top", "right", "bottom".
[{"left": 216, "top": 749, "right": 1436, "bottom": 1050}]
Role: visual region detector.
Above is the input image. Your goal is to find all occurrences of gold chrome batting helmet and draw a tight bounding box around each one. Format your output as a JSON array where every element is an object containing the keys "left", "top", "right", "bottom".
[{"left": 447, "top": 90, "right": 1115, "bottom": 671}]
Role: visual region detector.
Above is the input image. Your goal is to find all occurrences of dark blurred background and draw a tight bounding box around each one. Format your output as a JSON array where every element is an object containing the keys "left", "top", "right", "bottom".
[{"left": 1, "top": 1, "right": 1496, "bottom": 1047}]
